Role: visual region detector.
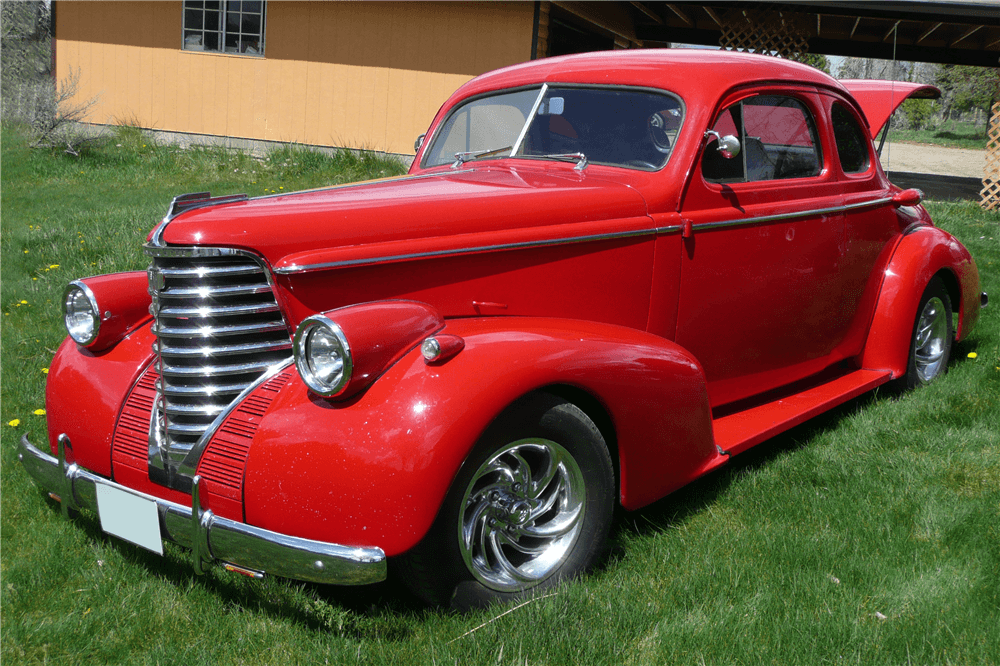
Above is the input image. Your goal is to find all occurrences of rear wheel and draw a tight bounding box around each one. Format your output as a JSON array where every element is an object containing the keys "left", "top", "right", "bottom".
[
  {"left": 399, "top": 394, "right": 615, "bottom": 610},
  {"left": 901, "top": 276, "right": 953, "bottom": 390}
]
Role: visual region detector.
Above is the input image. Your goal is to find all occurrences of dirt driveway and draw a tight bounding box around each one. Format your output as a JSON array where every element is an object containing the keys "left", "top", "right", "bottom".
[{"left": 879, "top": 142, "right": 986, "bottom": 179}]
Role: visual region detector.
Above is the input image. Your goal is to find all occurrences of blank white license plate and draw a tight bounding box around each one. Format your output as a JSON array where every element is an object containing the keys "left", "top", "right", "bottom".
[{"left": 95, "top": 483, "right": 164, "bottom": 555}]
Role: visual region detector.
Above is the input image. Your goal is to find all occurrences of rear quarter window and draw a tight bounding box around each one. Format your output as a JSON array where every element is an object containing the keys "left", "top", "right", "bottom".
[{"left": 831, "top": 103, "right": 871, "bottom": 174}]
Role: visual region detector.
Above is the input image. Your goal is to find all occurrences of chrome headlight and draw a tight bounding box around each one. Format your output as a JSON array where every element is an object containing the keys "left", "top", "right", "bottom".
[
  {"left": 293, "top": 315, "right": 353, "bottom": 397},
  {"left": 63, "top": 281, "right": 100, "bottom": 345}
]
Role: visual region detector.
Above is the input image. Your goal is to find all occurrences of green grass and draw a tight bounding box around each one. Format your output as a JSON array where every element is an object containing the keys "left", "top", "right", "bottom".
[
  {"left": 889, "top": 121, "right": 988, "bottom": 150},
  {"left": 2, "top": 123, "right": 998, "bottom": 665}
]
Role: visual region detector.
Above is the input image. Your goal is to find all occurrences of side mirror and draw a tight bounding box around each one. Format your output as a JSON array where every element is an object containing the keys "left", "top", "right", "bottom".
[
  {"left": 704, "top": 130, "right": 741, "bottom": 159},
  {"left": 414, "top": 133, "right": 426, "bottom": 153}
]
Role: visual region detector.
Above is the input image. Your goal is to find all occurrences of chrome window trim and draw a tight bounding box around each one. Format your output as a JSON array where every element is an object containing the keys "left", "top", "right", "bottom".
[{"left": 689, "top": 196, "right": 894, "bottom": 232}]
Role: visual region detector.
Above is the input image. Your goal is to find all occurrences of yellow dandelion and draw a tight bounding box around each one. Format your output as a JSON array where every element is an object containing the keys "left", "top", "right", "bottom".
[
  {"left": 50, "top": 264, "right": 59, "bottom": 269},
  {"left": 42, "top": 368, "right": 49, "bottom": 374},
  {"left": 20, "top": 300, "right": 28, "bottom": 305},
  {"left": 23, "top": 250, "right": 29, "bottom": 254},
  {"left": 33, "top": 409, "right": 46, "bottom": 416},
  {"left": 33, "top": 277, "right": 37, "bottom": 281},
  {"left": 7, "top": 419, "right": 20, "bottom": 427},
  {"left": 968, "top": 352, "right": 978, "bottom": 359}
]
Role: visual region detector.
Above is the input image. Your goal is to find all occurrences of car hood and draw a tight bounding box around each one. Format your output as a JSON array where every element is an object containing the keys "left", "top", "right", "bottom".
[
  {"left": 840, "top": 80, "right": 941, "bottom": 136},
  {"left": 158, "top": 165, "right": 651, "bottom": 271}
]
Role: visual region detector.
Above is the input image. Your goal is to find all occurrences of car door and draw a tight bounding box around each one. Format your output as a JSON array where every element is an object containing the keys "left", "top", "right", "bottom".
[{"left": 676, "top": 88, "right": 850, "bottom": 408}]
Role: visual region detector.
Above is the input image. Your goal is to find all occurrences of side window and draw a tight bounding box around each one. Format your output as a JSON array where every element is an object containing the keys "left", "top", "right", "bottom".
[
  {"left": 831, "top": 103, "right": 871, "bottom": 174},
  {"left": 703, "top": 95, "right": 821, "bottom": 184}
]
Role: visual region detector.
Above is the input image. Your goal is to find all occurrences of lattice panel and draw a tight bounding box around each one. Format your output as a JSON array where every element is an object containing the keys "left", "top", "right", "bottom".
[
  {"left": 717, "top": 8, "right": 812, "bottom": 63},
  {"left": 982, "top": 99, "right": 1000, "bottom": 211}
]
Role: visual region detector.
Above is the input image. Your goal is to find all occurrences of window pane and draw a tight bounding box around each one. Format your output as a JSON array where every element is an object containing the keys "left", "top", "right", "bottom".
[
  {"left": 183, "top": 0, "right": 265, "bottom": 56},
  {"left": 742, "top": 96, "right": 820, "bottom": 181},
  {"left": 832, "top": 103, "right": 870, "bottom": 174},
  {"left": 425, "top": 89, "right": 541, "bottom": 166}
]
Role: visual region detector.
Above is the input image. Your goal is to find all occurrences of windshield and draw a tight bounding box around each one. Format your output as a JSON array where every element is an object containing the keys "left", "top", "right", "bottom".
[{"left": 423, "top": 86, "right": 683, "bottom": 171}]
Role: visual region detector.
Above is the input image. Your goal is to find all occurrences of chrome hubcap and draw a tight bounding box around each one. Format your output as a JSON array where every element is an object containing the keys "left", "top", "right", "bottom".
[
  {"left": 914, "top": 296, "right": 948, "bottom": 383},
  {"left": 459, "top": 438, "right": 585, "bottom": 592}
]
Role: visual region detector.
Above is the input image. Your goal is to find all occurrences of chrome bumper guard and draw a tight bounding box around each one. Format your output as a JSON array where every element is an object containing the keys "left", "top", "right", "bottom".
[{"left": 18, "top": 434, "right": 386, "bottom": 586}]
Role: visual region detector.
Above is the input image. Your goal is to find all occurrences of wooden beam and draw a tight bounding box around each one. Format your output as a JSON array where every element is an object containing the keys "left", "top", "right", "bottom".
[
  {"left": 664, "top": 3, "right": 693, "bottom": 27},
  {"left": 703, "top": 6, "right": 723, "bottom": 27},
  {"left": 850, "top": 16, "right": 861, "bottom": 39},
  {"left": 950, "top": 25, "right": 983, "bottom": 47},
  {"left": 882, "top": 20, "right": 900, "bottom": 42},
  {"left": 986, "top": 35, "right": 1000, "bottom": 49},
  {"left": 630, "top": 2, "right": 662, "bottom": 25},
  {"left": 816, "top": 14, "right": 821, "bottom": 37},
  {"left": 916, "top": 22, "right": 942, "bottom": 44}
]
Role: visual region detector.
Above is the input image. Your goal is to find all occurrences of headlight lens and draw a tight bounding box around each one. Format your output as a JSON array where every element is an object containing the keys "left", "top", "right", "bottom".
[
  {"left": 294, "top": 315, "right": 353, "bottom": 397},
  {"left": 63, "top": 281, "right": 100, "bottom": 345}
]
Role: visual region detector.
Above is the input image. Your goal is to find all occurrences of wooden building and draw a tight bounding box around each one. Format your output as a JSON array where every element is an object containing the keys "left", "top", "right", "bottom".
[{"left": 54, "top": 1, "right": 641, "bottom": 155}]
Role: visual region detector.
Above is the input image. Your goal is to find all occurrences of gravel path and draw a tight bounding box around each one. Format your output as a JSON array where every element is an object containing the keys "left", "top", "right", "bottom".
[{"left": 879, "top": 142, "right": 986, "bottom": 179}]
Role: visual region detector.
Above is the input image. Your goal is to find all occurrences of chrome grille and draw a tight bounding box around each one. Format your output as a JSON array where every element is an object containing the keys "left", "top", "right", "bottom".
[{"left": 146, "top": 248, "right": 292, "bottom": 472}]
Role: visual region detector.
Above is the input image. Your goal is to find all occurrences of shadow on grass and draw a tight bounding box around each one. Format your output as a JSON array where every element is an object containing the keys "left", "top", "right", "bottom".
[
  {"left": 27, "top": 344, "right": 983, "bottom": 627},
  {"left": 609, "top": 388, "right": 882, "bottom": 547}
]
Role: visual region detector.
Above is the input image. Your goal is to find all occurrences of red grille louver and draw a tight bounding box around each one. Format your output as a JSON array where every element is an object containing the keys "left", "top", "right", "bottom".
[
  {"left": 112, "top": 364, "right": 159, "bottom": 469},
  {"left": 195, "top": 368, "right": 295, "bottom": 508}
]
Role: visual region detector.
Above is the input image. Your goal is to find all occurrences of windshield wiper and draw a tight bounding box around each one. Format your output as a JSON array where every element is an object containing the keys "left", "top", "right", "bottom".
[
  {"left": 534, "top": 152, "right": 589, "bottom": 171},
  {"left": 452, "top": 146, "right": 513, "bottom": 168}
]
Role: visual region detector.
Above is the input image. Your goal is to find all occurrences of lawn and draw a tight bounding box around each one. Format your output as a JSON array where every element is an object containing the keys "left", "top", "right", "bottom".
[
  {"left": 888, "top": 121, "right": 988, "bottom": 151},
  {"left": 2, "top": 124, "right": 998, "bottom": 665}
]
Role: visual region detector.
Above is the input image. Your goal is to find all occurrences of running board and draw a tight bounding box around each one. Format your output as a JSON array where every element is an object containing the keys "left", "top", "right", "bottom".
[{"left": 712, "top": 369, "right": 892, "bottom": 457}]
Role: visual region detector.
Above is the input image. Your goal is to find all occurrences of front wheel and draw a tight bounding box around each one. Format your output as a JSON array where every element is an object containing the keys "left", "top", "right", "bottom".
[
  {"left": 900, "top": 276, "right": 953, "bottom": 390},
  {"left": 398, "top": 394, "right": 615, "bottom": 610}
]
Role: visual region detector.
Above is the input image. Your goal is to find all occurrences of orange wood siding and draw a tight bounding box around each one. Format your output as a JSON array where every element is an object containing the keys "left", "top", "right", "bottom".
[{"left": 55, "top": 1, "right": 534, "bottom": 154}]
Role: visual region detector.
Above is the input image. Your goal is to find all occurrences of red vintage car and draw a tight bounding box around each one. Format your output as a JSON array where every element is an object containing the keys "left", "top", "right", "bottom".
[{"left": 20, "top": 50, "right": 987, "bottom": 609}]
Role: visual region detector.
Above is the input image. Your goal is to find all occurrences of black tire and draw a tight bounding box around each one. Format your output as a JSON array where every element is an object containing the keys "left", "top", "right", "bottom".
[
  {"left": 397, "top": 393, "right": 615, "bottom": 611},
  {"left": 899, "top": 276, "right": 953, "bottom": 391}
]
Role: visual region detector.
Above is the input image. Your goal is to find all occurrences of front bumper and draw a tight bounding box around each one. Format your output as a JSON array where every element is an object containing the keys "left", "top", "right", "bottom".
[{"left": 18, "top": 434, "right": 386, "bottom": 585}]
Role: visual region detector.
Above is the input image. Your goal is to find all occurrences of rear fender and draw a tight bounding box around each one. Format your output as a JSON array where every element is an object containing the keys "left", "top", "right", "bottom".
[
  {"left": 860, "top": 225, "right": 981, "bottom": 377},
  {"left": 243, "top": 317, "right": 715, "bottom": 556}
]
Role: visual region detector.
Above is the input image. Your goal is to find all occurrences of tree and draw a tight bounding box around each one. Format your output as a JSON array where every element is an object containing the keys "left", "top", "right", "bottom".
[
  {"left": 799, "top": 53, "right": 830, "bottom": 75},
  {"left": 935, "top": 64, "right": 997, "bottom": 124}
]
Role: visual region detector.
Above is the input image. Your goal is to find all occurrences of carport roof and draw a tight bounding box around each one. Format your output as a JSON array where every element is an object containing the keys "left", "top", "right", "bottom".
[{"left": 630, "top": 1, "right": 1000, "bottom": 67}]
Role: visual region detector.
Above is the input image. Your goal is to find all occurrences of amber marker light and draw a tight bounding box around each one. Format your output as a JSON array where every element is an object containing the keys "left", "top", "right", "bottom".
[{"left": 421, "top": 334, "right": 465, "bottom": 364}]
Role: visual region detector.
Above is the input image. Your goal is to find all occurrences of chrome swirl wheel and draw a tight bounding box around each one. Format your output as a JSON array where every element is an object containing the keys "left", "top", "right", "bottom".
[
  {"left": 398, "top": 395, "right": 614, "bottom": 610},
  {"left": 459, "top": 438, "right": 586, "bottom": 591},
  {"left": 899, "top": 276, "right": 953, "bottom": 391},
  {"left": 914, "top": 295, "right": 948, "bottom": 383}
]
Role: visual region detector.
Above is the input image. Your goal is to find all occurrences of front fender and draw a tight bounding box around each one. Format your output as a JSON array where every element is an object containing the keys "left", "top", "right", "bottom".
[
  {"left": 243, "top": 317, "right": 716, "bottom": 557},
  {"left": 860, "top": 225, "right": 981, "bottom": 377}
]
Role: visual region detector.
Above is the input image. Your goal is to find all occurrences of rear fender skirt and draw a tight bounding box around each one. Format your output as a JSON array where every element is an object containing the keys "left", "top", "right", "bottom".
[
  {"left": 860, "top": 226, "right": 981, "bottom": 377},
  {"left": 242, "top": 317, "right": 715, "bottom": 557}
]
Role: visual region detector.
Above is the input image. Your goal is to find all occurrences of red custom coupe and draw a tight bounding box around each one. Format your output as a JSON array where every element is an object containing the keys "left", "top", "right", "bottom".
[{"left": 21, "top": 50, "right": 986, "bottom": 609}]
